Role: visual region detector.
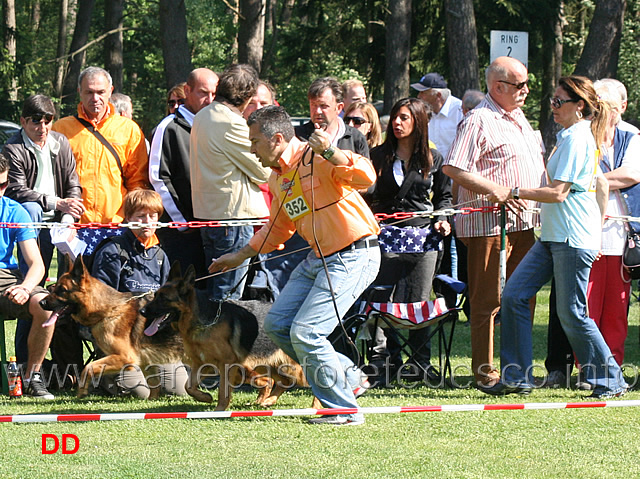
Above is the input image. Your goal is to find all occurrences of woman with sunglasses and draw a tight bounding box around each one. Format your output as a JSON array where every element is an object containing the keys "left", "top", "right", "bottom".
[
  {"left": 365, "top": 97, "right": 452, "bottom": 384},
  {"left": 545, "top": 80, "right": 640, "bottom": 387},
  {"left": 166, "top": 82, "right": 186, "bottom": 115},
  {"left": 344, "top": 102, "right": 383, "bottom": 149},
  {"left": 484, "top": 75, "right": 628, "bottom": 398}
]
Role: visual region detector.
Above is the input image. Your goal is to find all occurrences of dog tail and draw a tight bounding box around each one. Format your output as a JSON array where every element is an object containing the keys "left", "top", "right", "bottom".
[{"left": 245, "top": 350, "right": 309, "bottom": 388}]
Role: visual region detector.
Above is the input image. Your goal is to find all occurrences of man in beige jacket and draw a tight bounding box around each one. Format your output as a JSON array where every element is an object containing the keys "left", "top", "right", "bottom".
[{"left": 190, "top": 64, "right": 270, "bottom": 299}]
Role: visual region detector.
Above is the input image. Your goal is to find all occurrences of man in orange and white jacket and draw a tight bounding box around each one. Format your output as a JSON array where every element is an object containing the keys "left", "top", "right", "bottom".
[
  {"left": 53, "top": 66, "right": 149, "bottom": 224},
  {"left": 210, "top": 106, "right": 380, "bottom": 426}
]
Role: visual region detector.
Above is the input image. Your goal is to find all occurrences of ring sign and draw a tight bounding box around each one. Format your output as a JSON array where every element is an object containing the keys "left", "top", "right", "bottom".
[{"left": 490, "top": 30, "right": 528, "bottom": 67}]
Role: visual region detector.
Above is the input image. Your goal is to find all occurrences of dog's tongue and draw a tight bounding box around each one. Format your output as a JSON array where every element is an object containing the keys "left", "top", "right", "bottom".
[
  {"left": 42, "top": 306, "right": 67, "bottom": 328},
  {"left": 144, "top": 317, "right": 163, "bottom": 336}
]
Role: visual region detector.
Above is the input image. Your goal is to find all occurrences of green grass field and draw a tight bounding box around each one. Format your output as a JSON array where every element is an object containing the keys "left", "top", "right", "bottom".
[{"left": 2, "top": 284, "right": 640, "bottom": 478}]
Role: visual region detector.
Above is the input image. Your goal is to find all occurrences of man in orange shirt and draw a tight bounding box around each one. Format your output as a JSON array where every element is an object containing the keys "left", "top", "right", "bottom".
[
  {"left": 53, "top": 66, "right": 149, "bottom": 224},
  {"left": 210, "top": 106, "right": 380, "bottom": 426}
]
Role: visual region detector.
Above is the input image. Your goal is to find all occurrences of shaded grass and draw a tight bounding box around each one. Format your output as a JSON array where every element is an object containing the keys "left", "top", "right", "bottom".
[{"left": 2, "top": 284, "right": 640, "bottom": 478}]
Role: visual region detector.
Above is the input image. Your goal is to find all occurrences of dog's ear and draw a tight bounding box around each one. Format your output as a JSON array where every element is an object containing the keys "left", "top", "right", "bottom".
[
  {"left": 183, "top": 264, "right": 196, "bottom": 285},
  {"left": 168, "top": 261, "right": 182, "bottom": 281},
  {"left": 70, "top": 255, "right": 86, "bottom": 283}
]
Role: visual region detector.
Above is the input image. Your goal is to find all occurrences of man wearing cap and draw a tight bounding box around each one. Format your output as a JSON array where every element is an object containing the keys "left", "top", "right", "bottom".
[{"left": 411, "top": 72, "right": 463, "bottom": 159}]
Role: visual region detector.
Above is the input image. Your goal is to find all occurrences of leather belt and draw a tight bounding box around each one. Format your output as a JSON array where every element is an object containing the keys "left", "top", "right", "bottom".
[{"left": 335, "top": 236, "right": 379, "bottom": 254}]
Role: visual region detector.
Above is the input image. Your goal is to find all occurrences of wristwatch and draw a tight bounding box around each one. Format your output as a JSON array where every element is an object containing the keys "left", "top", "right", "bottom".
[
  {"left": 511, "top": 186, "right": 520, "bottom": 200},
  {"left": 321, "top": 146, "right": 335, "bottom": 161}
]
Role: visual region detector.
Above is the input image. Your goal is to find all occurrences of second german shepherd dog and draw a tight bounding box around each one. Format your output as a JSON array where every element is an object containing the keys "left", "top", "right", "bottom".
[
  {"left": 140, "top": 263, "right": 312, "bottom": 411},
  {"left": 40, "top": 256, "right": 183, "bottom": 398}
]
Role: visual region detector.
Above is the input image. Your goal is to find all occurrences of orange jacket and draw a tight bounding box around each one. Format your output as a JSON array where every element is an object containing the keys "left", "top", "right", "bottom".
[
  {"left": 249, "top": 137, "right": 380, "bottom": 257},
  {"left": 52, "top": 103, "right": 149, "bottom": 223}
]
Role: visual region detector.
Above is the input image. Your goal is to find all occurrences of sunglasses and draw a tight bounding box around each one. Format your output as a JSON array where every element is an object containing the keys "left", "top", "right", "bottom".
[
  {"left": 167, "top": 99, "right": 185, "bottom": 108},
  {"left": 0, "top": 179, "right": 9, "bottom": 190},
  {"left": 28, "top": 114, "right": 54, "bottom": 124},
  {"left": 498, "top": 79, "right": 529, "bottom": 90},
  {"left": 550, "top": 97, "right": 578, "bottom": 109},
  {"left": 345, "top": 116, "right": 368, "bottom": 126}
]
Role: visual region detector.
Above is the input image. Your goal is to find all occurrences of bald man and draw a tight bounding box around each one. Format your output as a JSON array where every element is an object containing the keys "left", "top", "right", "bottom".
[
  {"left": 149, "top": 67, "right": 218, "bottom": 278},
  {"left": 443, "top": 56, "right": 545, "bottom": 389}
]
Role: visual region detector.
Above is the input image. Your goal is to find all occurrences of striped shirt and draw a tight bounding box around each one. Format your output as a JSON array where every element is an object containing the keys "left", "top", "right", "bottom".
[{"left": 445, "top": 94, "right": 545, "bottom": 237}]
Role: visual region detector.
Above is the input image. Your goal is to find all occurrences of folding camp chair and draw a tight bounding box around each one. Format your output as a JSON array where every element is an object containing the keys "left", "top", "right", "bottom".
[{"left": 351, "top": 274, "right": 466, "bottom": 385}]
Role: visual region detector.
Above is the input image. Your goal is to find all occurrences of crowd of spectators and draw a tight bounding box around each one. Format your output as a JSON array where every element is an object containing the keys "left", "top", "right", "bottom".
[{"left": 1, "top": 57, "right": 636, "bottom": 410}]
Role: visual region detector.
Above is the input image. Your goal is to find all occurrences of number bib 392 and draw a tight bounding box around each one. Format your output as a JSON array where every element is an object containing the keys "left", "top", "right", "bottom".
[{"left": 278, "top": 169, "right": 311, "bottom": 221}]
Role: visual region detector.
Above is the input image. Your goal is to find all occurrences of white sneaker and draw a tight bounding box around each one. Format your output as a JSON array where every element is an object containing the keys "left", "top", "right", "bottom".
[
  {"left": 309, "top": 415, "right": 365, "bottom": 426},
  {"left": 353, "top": 379, "right": 371, "bottom": 398}
]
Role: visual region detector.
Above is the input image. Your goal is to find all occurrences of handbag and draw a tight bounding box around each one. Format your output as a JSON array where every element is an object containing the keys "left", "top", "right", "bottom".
[{"left": 622, "top": 231, "right": 640, "bottom": 279}]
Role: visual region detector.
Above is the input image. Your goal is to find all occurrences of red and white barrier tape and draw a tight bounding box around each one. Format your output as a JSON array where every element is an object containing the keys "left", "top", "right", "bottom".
[
  {"left": 0, "top": 206, "right": 508, "bottom": 230},
  {"left": 2, "top": 400, "right": 639, "bottom": 423}
]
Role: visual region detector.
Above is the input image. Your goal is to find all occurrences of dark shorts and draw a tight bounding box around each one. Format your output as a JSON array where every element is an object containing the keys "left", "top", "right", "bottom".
[{"left": 0, "top": 268, "right": 48, "bottom": 321}]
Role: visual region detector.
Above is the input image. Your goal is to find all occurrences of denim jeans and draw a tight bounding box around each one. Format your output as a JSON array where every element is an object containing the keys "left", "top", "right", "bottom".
[
  {"left": 264, "top": 240, "right": 380, "bottom": 420},
  {"left": 500, "top": 240, "right": 627, "bottom": 395},
  {"left": 200, "top": 225, "right": 253, "bottom": 300}
]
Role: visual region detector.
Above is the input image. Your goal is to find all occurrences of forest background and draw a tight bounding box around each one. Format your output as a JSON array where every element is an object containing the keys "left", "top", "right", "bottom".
[{"left": 1, "top": 0, "right": 638, "bottom": 150}]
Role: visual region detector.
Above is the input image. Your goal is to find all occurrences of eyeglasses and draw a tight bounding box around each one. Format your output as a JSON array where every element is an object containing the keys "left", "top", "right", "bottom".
[
  {"left": 167, "top": 99, "right": 185, "bottom": 108},
  {"left": 0, "top": 179, "right": 9, "bottom": 190},
  {"left": 28, "top": 114, "right": 54, "bottom": 124},
  {"left": 498, "top": 79, "right": 529, "bottom": 90},
  {"left": 550, "top": 97, "right": 578, "bottom": 109},
  {"left": 345, "top": 116, "right": 368, "bottom": 126}
]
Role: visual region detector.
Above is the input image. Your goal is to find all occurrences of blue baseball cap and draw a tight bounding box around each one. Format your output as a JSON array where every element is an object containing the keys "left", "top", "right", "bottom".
[{"left": 410, "top": 73, "right": 447, "bottom": 91}]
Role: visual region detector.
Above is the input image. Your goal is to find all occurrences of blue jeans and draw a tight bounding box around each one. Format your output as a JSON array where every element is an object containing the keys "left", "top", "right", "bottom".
[
  {"left": 200, "top": 225, "right": 253, "bottom": 300},
  {"left": 264, "top": 241, "right": 380, "bottom": 420},
  {"left": 500, "top": 241, "right": 627, "bottom": 394}
]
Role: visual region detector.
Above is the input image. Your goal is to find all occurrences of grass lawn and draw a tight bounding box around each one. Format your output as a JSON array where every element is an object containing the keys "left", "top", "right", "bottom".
[{"left": 2, "top": 284, "right": 640, "bottom": 478}]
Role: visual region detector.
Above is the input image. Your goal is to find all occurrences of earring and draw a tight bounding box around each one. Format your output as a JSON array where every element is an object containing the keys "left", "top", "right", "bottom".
[{"left": 576, "top": 110, "right": 583, "bottom": 120}]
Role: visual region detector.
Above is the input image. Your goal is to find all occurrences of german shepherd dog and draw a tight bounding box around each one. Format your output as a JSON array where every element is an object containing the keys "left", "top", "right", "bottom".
[
  {"left": 40, "top": 256, "right": 183, "bottom": 398},
  {"left": 140, "top": 263, "right": 313, "bottom": 411}
]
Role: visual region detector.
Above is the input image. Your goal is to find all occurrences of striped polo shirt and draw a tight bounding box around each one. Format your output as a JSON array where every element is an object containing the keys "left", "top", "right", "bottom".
[{"left": 445, "top": 94, "right": 545, "bottom": 238}]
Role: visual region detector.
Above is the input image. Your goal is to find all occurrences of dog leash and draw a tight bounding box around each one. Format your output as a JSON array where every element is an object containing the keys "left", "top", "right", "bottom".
[{"left": 126, "top": 290, "right": 155, "bottom": 302}]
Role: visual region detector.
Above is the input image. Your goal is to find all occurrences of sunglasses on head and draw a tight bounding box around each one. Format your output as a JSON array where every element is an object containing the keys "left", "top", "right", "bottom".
[
  {"left": 167, "top": 99, "right": 185, "bottom": 108},
  {"left": 345, "top": 116, "right": 368, "bottom": 126},
  {"left": 498, "top": 79, "right": 529, "bottom": 90},
  {"left": 550, "top": 97, "right": 578, "bottom": 109},
  {"left": 0, "top": 179, "right": 9, "bottom": 190},
  {"left": 28, "top": 114, "right": 54, "bottom": 124}
]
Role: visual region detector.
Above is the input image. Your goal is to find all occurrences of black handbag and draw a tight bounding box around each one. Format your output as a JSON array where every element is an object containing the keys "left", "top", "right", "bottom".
[{"left": 622, "top": 231, "right": 640, "bottom": 279}]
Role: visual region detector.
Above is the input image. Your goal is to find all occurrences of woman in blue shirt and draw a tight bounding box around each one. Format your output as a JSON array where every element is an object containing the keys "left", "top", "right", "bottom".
[{"left": 482, "top": 76, "right": 627, "bottom": 399}]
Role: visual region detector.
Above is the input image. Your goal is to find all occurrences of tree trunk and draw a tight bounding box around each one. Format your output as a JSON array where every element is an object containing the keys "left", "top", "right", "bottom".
[
  {"left": 105, "top": 0, "right": 124, "bottom": 92},
  {"left": 238, "top": 0, "right": 265, "bottom": 73},
  {"left": 540, "top": 1, "right": 564, "bottom": 148},
  {"left": 54, "top": 0, "right": 70, "bottom": 98},
  {"left": 573, "top": 0, "right": 626, "bottom": 78},
  {"left": 264, "top": 0, "right": 273, "bottom": 32},
  {"left": 61, "top": 0, "right": 96, "bottom": 114},
  {"left": 445, "top": 0, "right": 480, "bottom": 98},
  {"left": 262, "top": 0, "right": 279, "bottom": 76},
  {"left": 31, "top": 0, "right": 41, "bottom": 32},
  {"left": 280, "top": 0, "right": 295, "bottom": 26},
  {"left": 159, "top": 0, "right": 193, "bottom": 90},
  {"left": 3, "top": 0, "right": 18, "bottom": 101},
  {"left": 384, "top": 0, "right": 411, "bottom": 114}
]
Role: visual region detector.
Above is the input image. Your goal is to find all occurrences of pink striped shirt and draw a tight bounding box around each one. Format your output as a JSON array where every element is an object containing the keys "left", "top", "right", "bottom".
[{"left": 445, "top": 94, "right": 545, "bottom": 237}]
